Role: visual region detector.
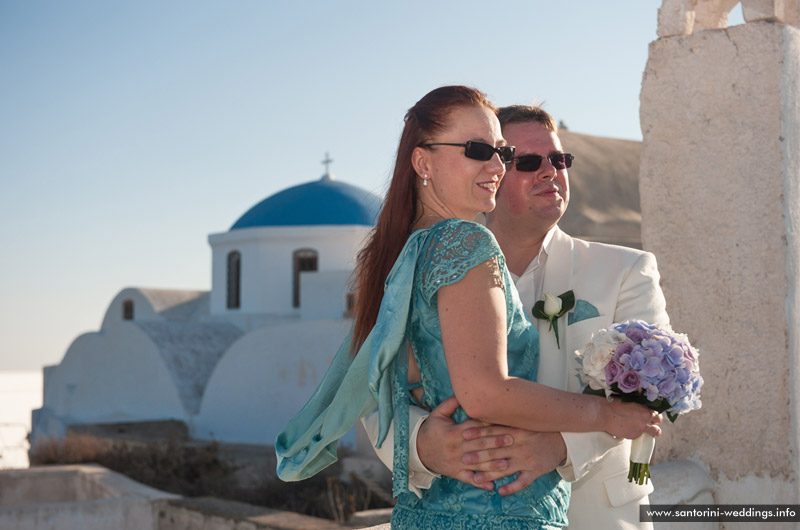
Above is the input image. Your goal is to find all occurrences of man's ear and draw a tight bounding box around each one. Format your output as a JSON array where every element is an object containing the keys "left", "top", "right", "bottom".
[{"left": 411, "top": 146, "right": 431, "bottom": 177}]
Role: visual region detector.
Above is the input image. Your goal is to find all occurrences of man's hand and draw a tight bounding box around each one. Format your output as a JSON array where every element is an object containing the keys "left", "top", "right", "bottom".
[
  {"left": 417, "top": 396, "right": 509, "bottom": 490},
  {"left": 417, "top": 396, "right": 568, "bottom": 495},
  {"left": 462, "top": 426, "right": 567, "bottom": 495}
]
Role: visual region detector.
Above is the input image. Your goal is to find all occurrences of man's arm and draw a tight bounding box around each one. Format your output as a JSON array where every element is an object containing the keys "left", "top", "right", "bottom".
[
  {"left": 362, "top": 397, "right": 508, "bottom": 495},
  {"left": 361, "top": 404, "right": 441, "bottom": 497},
  {"left": 615, "top": 251, "right": 669, "bottom": 326},
  {"left": 364, "top": 397, "right": 527, "bottom": 494},
  {"left": 364, "top": 396, "right": 571, "bottom": 496}
]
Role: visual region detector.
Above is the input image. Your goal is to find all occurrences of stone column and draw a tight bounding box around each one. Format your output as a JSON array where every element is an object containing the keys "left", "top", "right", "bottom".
[{"left": 640, "top": 19, "right": 800, "bottom": 505}]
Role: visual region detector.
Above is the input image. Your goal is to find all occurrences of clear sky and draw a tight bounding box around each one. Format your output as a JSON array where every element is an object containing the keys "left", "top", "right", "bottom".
[{"left": 0, "top": 1, "right": 745, "bottom": 371}]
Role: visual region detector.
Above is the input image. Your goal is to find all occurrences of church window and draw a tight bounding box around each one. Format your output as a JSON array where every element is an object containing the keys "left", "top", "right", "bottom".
[
  {"left": 293, "top": 249, "right": 318, "bottom": 308},
  {"left": 123, "top": 300, "right": 134, "bottom": 320},
  {"left": 227, "top": 251, "right": 241, "bottom": 309}
]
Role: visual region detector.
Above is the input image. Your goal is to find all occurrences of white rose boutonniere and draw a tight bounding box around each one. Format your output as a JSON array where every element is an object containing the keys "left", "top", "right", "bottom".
[{"left": 531, "top": 290, "right": 575, "bottom": 348}]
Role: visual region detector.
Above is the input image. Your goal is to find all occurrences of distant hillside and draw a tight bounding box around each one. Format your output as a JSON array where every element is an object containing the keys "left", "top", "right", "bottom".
[{"left": 558, "top": 130, "right": 642, "bottom": 249}]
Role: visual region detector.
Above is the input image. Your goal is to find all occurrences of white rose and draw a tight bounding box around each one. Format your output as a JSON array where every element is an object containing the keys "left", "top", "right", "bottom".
[
  {"left": 576, "top": 328, "right": 627, "bottom": 390},
  {"left": 543, "top": 293, "right": 562, "bottom": 317}
]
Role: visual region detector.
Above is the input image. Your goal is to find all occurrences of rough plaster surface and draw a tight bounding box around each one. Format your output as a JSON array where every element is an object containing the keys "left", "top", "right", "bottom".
[
  {"left": 716, "top": 473, "right": 795, "bottom": 504},
  {"left": 658, "top": 0, "right": 800, "bottom": 37},
  {"left": 0, "top": 465, "right": 178, "bottom": 530},
  {"left": 784, "top": 18, "right": 800, "bottom": 505},
  {"left": 640, "top": 21, "right": 800, "bottom": 491},
  {"left": 743, "top": 0, "right": 800, "bottom": 26},
  {"left": 135, "top": 320, "right": 243, "bottom": 415}
]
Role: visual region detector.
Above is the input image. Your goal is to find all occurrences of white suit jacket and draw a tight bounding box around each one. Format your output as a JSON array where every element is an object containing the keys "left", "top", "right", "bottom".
[
  {"left": 364, "top": 226, "right": 669, "bottom": 529},
  {"left": 537, "top": 227, "right": 668, "bottom": 530}
]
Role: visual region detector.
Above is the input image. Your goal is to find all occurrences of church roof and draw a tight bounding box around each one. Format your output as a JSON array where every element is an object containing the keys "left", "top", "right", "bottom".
[{"left": 230, "top": 174, "right": 382, "bottom": 230}]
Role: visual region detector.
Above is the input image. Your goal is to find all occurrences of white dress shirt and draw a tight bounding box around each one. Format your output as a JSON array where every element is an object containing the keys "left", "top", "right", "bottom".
[{"left": 508, "top": 226, "right": 565, "bottom": 391}]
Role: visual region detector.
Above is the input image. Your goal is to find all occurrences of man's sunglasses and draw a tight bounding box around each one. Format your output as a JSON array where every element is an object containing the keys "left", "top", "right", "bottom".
[
  {"left": 512, "top": 153, "right": 575, "bottom": 172},
  {"left": 423, "top": 141, "right": 516, "bottom": 164}
]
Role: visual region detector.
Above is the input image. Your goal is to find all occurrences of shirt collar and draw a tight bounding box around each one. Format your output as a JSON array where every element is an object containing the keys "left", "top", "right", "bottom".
[
  {"left": 510, "top": 225, "right": 558, "bottom": 281},
  {"left": 541, "top": 224, "right": 557, "bottom": 256}
]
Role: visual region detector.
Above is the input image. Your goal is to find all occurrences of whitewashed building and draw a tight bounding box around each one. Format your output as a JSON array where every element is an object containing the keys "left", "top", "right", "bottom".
[{"left": 31, "top": 171, "right": 381, "bottom": 448}]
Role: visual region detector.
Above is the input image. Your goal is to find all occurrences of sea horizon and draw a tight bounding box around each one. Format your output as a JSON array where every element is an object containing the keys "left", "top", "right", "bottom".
[{"left": 0, "top": 370, "right": 43, "bottom": 469}]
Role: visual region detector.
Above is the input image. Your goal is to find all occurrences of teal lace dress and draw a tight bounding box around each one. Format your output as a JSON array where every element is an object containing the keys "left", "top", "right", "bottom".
[{"left": 275, "top": 219, "right": 569, "bottom": 529}]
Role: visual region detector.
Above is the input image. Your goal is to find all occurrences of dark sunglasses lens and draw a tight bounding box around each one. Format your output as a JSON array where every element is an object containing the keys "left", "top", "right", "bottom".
[
  {"left": 464, "top": 142, "right": 494, "bottom": 161},
  {"left": 499, "top": 146, "right": 515, "bottom": 164},
  {"left": 550, "top": 153, "right": 575, "bottom": 169},
  {"left": 550, "top": 154, "right": 568, "bottom": 169},
  {"left": 515, "top": 155, "right": 543, "bottom": 172},
  {"left": 515, "top": 153, "right": 574, "bottom": 171}
]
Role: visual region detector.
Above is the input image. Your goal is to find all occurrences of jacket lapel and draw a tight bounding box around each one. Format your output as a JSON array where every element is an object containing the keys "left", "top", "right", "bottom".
[{"left": 538, "top": 227, "right": 574, "bottom": 392}]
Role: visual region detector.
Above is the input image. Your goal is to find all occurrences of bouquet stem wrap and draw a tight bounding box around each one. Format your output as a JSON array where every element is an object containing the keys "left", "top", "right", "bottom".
[{"left": 628, "top": 432, "right": 655, "bottom": 484}]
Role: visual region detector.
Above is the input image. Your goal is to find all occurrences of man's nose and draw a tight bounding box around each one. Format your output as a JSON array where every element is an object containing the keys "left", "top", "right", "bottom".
[{"left": 537, "top": 158, "right": 557, "bottom": 180}]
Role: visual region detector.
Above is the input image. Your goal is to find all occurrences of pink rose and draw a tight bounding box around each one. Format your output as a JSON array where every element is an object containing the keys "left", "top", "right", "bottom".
[
  {"left": 605, "top": 360, "right": 624, "bottom": 384},
  {"left": 617, "top": 370, "right": 642, "bottom": 393}
]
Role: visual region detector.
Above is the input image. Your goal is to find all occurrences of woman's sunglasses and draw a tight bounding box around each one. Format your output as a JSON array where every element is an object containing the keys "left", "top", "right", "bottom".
[
  {"left": 423, "top": 141, "right": 516, "bottom": 164},
  {"left": 512, "top": 153, "right": 575, "bottom": 172}
]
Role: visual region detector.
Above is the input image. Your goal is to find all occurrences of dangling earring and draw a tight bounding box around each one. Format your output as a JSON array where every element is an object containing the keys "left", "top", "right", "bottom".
[{"left": 422, "top": 174, "right": 428, "bottom": 187}]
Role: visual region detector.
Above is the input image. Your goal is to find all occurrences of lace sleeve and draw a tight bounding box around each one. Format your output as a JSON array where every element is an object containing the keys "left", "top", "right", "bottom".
[{"left": 418, "top": 220, "right": 505, "bottom": 303}]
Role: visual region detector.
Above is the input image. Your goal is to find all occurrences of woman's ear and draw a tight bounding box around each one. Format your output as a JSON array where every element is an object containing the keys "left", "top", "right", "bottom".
[{"left": 411, "top": 146, "right": 431, "bottom": 177}]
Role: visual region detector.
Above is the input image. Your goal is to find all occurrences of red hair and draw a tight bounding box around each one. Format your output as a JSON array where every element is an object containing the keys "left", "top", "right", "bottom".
[{"left": 351, "top": 86, "right": 497, "bottom": 352}]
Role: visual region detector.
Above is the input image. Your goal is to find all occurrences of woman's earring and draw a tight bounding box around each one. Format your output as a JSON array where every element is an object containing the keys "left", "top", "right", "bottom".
[{"left": 422, "top": 174, "right": 428, "bottom": 187}]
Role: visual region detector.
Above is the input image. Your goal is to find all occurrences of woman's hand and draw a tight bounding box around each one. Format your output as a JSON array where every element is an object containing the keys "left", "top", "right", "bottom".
[
  {"left": 417, "top": 397, "right": 569, "bottom": 494},
  {"left": 603, "top": 398, "right": 662, "bottom": 439}
]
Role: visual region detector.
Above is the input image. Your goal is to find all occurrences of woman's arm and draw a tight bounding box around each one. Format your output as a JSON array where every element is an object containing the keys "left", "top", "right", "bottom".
[{"left": 438, "top": 258, "right": 659, "bottom": 439}]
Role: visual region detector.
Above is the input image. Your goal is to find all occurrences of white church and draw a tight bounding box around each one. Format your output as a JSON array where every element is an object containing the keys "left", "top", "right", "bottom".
[{"left": 31, "top": 167, "right": 382, "bottom": 448}]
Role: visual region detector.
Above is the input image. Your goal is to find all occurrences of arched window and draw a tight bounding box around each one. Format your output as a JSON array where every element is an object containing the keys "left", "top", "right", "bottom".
[
  {"left": 227, "top": 251, "right": 241, "bottom": 309},
  {"left": 293, "top": 248, "right": 318, "bottom": 308},
  {"left": 122, "top": 300, "right": 134, "bottom": 320}
]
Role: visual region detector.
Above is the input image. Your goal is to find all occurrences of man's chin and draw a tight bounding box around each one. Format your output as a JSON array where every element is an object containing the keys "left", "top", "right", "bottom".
[{"left": 533, "top": 200, "right": 566, "bottom": 219}]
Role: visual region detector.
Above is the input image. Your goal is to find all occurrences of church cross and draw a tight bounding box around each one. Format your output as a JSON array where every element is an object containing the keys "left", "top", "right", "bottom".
[{"left": 321, "top": 152, "right": 333, "bottom": 174}]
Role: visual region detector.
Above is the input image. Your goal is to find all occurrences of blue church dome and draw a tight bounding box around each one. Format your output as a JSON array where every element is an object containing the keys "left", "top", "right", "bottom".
[{"left": 230, "top": 175, "right": 383, "bottom": 230}]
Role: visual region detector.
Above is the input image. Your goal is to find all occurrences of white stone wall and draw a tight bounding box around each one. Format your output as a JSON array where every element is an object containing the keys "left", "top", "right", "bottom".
[
  {"left": 193, "top": 319, "right": 353, "bottom": 446},
  {"left": 300, "top": 270, "right": 354, "bottom": 321},
  {"left": 42, "top": 327, "right": 186, "bottom": 425},
  {"left": 640, "top": 21, "right": 800, "bottom": 505},
  {"left": 208, "top": 225, "right": 371, "bottom": 319},
  {"left": 657, "top": 0, "right": 799, "bottom": 37},
  {"left": 101, "top": 289, "right": 161, "bottom": 328},
  {"left": 784, "top": 17, "right": 800, "bottom": 513},
  {"left": 100, "top": 288, "right": 208, "bottom": 330},
  {"left": 0, "top": 465, "right": 178, "bottom": 530}
]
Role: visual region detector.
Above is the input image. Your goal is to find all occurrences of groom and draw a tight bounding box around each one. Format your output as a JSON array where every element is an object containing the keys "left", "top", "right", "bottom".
[{"left": 365, "top": 105, "right": 669, "bottom": 529}]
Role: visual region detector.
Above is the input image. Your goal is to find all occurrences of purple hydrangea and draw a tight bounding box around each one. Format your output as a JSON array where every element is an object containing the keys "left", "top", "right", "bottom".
[{"left": 584, "top": 320, "right": 703, "bottom": 418}]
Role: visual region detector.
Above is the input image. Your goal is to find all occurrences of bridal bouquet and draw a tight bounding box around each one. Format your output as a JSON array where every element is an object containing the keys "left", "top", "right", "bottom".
[{"left": 575, "top": 320, "right": 703, "bottom": 484}]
